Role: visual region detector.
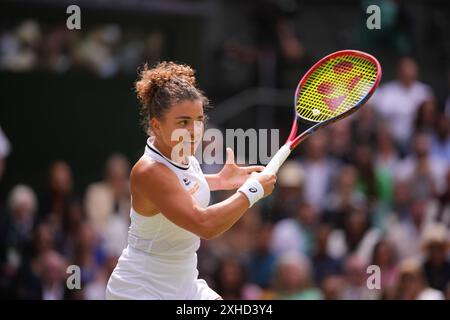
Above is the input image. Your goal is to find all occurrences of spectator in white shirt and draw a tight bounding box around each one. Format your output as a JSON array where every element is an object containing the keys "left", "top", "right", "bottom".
[{"left": 371, "top": 57, "right": 433, "bottom": 152}]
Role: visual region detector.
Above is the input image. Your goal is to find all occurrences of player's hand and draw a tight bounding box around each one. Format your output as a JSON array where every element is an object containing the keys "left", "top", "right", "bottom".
[
  {"left": 218, "top": 148, "right": 265, "bottom": 190},
  {"left": 250, "top": 171, "right": 277, "bottom": 197}
]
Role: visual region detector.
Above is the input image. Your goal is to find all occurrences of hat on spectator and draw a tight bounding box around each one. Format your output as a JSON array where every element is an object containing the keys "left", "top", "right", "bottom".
[
  {"left": 277, "top": 160, "right": 304, "bottom": 188},
  {"left": 421, "top": 223, "right": 449, "bottom": 250}
]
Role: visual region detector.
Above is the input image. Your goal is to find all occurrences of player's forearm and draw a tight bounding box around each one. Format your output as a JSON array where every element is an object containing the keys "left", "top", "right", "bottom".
[
  {"left": 198, "top": 192, "right": 249, "bottom": 239},
  {"left": 204, "top": 174, "right": 223, "bottom": 191}
]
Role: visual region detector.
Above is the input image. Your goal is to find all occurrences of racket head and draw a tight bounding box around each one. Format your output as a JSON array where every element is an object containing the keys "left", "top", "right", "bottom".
[{"left": 289, "top": 50, "right": 381, "bottom": 148}]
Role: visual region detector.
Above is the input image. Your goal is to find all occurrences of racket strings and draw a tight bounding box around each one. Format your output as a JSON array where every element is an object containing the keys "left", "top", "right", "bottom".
[{"left": 297, "top": 55, "right": 378, "bottom": 122}]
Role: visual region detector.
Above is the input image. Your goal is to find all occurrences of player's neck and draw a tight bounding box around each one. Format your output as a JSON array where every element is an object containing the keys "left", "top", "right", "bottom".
[{"left": 152, "top": 138, "right": 188, "bottom": 165}]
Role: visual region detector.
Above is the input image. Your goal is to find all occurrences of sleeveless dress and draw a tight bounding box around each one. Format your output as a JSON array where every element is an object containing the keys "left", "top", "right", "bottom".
[{"left": 105, "top": 138, "right": 220, "bottom": 300}]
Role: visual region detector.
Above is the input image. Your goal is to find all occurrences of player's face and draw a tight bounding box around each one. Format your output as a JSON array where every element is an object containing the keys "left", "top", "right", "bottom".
[{"left": 153, "top": 99, "right": 204, "bottom": 157}]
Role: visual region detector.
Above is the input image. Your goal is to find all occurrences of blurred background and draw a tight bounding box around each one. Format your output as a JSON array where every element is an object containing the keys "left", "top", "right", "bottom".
[{"left": 0, "top": 0, "right": 449, "bottom": 300}]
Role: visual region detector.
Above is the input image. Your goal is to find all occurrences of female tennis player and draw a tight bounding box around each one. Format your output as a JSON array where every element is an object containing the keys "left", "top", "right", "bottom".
[{"left": 105, "top": 62, "right": 277, "bottom": 300}]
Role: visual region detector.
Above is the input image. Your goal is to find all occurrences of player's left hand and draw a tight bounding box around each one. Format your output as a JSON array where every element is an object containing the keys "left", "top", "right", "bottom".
[{"left": 218, "top": 148, "right": 265, "bottom": 190}]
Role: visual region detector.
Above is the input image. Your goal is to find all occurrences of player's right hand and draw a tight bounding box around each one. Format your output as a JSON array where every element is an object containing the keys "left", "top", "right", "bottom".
[{"left": 251, "top": 171, "right": 277, "bottom": 197}]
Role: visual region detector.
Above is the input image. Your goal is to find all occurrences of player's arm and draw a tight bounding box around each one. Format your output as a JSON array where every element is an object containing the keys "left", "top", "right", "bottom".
[
  {"left": 204, "top": 148, "right": 265, "bottom": 191},
  {"left": 131, "top": 160, "right": 275, "bottom": 240}
]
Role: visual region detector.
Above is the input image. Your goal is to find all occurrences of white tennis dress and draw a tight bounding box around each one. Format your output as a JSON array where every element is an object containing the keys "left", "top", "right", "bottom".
[{"left": 105, "top": 138, "right": 220, "bottom": 300}]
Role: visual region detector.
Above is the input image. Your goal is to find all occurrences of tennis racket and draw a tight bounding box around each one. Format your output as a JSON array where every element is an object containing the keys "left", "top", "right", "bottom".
[{"left": 263, "top": 49, "right": 382, "bottom": 175}]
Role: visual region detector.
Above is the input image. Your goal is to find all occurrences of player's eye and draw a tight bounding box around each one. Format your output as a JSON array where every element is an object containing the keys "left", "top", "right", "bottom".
[{"left": 178, "top": 120, "right": 188, "bottom": 126}]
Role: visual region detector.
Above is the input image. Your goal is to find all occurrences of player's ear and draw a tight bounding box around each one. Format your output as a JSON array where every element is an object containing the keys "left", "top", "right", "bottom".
[{"left": 150, "top": 118, "right": 160, "bottom": 135}]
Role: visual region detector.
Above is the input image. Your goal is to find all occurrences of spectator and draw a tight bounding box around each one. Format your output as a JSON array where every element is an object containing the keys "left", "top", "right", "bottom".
[
  {"left": 39, "top": 161, "right": 75, "bottom": 231},
  {"left": 213, "top": 256, "right": 260, "bottom": 300},
  {"left": 420, "top": 223, "right": 450, "bottom": 292},
  {"left": 301, "top": 132, "right": 337, "bottom": 211},
  {"left": 85, "top": 154, "right": 130, "bottom": 257},
  {"left": 371, "top": 57, "right": 433, "bottom": 152},
  {"left": 312, "top": 223, "right": 343, "bottom": 285},
  {"left": 323, "top": 165, "right": 366, "bottom": 228},
  {"left": 354, "top": 144, "right": 393, "bottom": 203},
  {"left": 340, "top": 255, "right": 379, "bottom": 300},
  {"left": 268, "top": 160, "right": 304, "bottom": 222},
  {"left": 320, "top": 275, "right": 346, "bottom": 300},
  {"left": 370, "top": 239, "right": 399, "bottom": 292},
  {"left": 327, "top": 206, "right": 381, "bottom": 265},
  {"left": 374, "top": 124, "right": 400, "bottom": 184},
  {"left": 72, "top": 223, "right": 106, "bottom": 291},
  {"left": 328, "top": 120, "right": 353, "bottom": 163},
  {"left": 270, "top": 253, "right": 322, "bottom": 300},
  {"left": 414, "top": 99, "right": 437, "bottom": 134},
  {"left": 424, "top": 169, "right": 450, "bottom": 227},
  {"left": 430, "top": 112, "right": 450, "bottom": 165},
  {"left": 17, "top": 249, "right": 68, "bottom": 300},
  {"left": 387, "top": 199, "right": 429, "bottom": 261},
  {"left": 270, "top": 202, "right": 318, "bottom": 257},
  {"left": 394, "top": 259, "right": 445, "bottom": 300},
  {"left": 352, "top": 105, "right": 377, "bottom": 146},
  {"left": 246, "top": 223, "right": 277, "bottom": 289},
  {"left": 0, "top": 185, "right": 38, "bottom": 298},
  {"left": 395, "top": 132, "right": 447, "bottom": 199}
]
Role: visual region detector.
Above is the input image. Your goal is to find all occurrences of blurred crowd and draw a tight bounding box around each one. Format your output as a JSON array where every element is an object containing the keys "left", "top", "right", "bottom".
[
  {"left": 198, "top": 57, "right": 450, "bottom": 300},
  {"left": 0, "top": 19, "right": 165, "bottom": 77},
  {"left": 0, "top": 54, "right": 449, "bottom": 300}
]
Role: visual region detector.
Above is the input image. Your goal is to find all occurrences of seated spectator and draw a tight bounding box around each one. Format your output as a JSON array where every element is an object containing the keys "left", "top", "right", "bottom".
[
  {"left": 270, "top": 202, "right": 318, "bottom": 257},
  {"left": 39, "top": 161, "right": 76, "bottom": 252},
  {"left": 370, "top": 57, "right": 433, "bottom": 152},
  {"left": 395, "top": 132, "right": 447, "bottom": 199},
  {"left": 370, "top": 239, "right": 399, "bottom": 292},
  {"left": 246, "top": 223, "right": 277, "bottom": 289},
  {"left": 83, "top": 255, "right": 118, "bottom": 300},
  {"left": 328, "top": 119, "right": 353, "bottom": 163},
  {"left": 340, "top": 255, "right": 379, "bottom": 300},
  {"left": 387, "top": 199, "right": 429, "bottom": 261},
  {"left": 269, "top": 253, "right": 322, "bottom": 300},
  {"left": 71, "top": 223, "right": 106, "bottom": 291},
  {"left": 424, "top": 168, "right": 450, "bottom": 227},
  {"left": 320, "top": 274, "right": 346, "bottom": 300},
  {"left": 267, "top": 160, "right": 304, "bottom": 222},
  {"left": 323, "top": 165, "right": 366, "bottom": 228},
  {"left": 85, "top": 154, "right": 130, "bottom": 257},
  {"left": 301, "top": 132, "right": 338, "bottom": 211},
  {"left": 394, "top": 259, "right": 444, "bottom": 300},
  {"left": 213, "top": 256, "right": 260, "bottom": 300},
  {"left": 354, "top": 144, "right": 393, "bottom": 204},
  {"left": 0, "top": 185, "right": 38, "bottom": 298},
  {"left": 312, "top": 223, "right": 343, "bottom": 285},
  {"left": 430, "top": 112, "right": 450, "bottom": 165},
  {"left": 414, "top": 99, "right": 437, "bottom": 134},
  {"left": 420, "top": 223, "right": 450, "bottom": 292},
  {"left": 374, "top": 124, "right": 400, "bottom": 177},
  {"left": 17, "top": 250, "right": 69, "bottom": 300},
  {"left": 327, "top": 205, "right": 381, "bottom": 265}
]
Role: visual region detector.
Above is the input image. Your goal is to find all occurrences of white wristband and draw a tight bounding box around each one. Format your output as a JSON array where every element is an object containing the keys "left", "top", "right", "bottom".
[{"left": 238, "top": 178, "right": 264, "bottom": 207}]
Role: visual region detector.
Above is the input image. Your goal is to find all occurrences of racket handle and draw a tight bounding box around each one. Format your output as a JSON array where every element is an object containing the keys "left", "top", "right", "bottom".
[{"left": 262, "top": 145, "right": 292, "bottom": 175}]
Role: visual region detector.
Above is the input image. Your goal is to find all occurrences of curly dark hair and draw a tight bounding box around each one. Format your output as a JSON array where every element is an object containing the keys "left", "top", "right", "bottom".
[{"left": 135, "top": 61, "right": 209, "bottom": 135}]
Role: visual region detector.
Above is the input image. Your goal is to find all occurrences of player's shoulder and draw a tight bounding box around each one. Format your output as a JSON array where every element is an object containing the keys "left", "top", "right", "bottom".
[{"left": 131, "top": 156, "right": 175, "bottom": 184}]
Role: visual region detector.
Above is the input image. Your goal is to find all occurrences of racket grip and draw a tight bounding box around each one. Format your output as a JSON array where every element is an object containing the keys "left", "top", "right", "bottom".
[{"left": 262, "top": 145, "right": 292, "bottom": 175}]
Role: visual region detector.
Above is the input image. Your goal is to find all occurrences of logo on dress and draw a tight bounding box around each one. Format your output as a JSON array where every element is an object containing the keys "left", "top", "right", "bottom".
[{"left": 183, "top": 178, "right": 192, "bottom": 186}]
